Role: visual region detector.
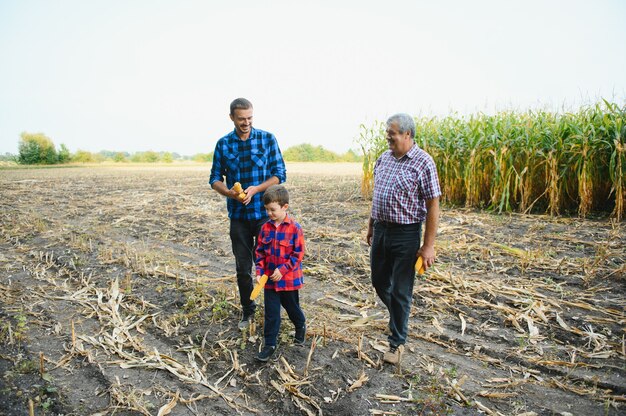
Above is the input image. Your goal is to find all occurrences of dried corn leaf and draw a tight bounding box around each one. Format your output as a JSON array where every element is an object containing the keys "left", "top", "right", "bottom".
[
  {"left": 347, "top": 371, "right": 369, "bottom": 392},
  {"left": 432, "top": 317, "right": 444, "bottom": 334},
  {"left": 531, "top": 302, "right": 549, "bottom": 323},
  {"left": 555, "top": 313, "right": 570, "bottom": 330},
  {"left": 523, "top": 315, "right": 539, "bottom": 342},
  {"left": 478, "top": 391, "right": 517, "bottom": 398},
  {"left": 375, "top": 393, "right": 410, "bottom": 402},
  {"left": 459, "top": 313, "right": 466, "bottom": 336},
  {"left": 157, "top": 391, "right": 179, "bottom": 416},
  {"left": 490, "top": 242, "right": 527, "bottom": 258}
]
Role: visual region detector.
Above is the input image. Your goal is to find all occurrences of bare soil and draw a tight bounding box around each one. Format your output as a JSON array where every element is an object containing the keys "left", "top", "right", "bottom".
[{"left": 0, "top": 163, "right": 624, "bottom": 416}]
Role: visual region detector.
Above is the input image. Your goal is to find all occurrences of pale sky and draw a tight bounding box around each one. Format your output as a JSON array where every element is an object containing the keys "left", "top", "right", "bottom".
[{"left": 1, "top": 0, "right": 625, "bottom": 156}]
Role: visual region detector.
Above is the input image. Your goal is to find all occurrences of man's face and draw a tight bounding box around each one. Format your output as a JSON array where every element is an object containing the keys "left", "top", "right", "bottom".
[
  {"left": 386, "top": 122, "right": 412, "bottom": 156},
  {"left": 230, "top": 108, "right": 253, "bottom": 137}
]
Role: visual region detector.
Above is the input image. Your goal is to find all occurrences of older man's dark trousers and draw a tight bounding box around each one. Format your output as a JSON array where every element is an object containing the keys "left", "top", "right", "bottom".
[
  {"left": 230, "top": 218, "right": 266, "bottom": 317},
  {"left": 370, "top": 221, "right": 422, "bottom": 348}
]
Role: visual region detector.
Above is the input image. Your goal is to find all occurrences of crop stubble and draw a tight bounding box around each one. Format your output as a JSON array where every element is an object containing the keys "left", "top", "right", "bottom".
[{"left": 0, "top": 164, "right": 624, "bottom": 415}]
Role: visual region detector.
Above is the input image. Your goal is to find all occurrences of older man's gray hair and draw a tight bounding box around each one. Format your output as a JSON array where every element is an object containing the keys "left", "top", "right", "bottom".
[{"left": 387, "top": 113, "right": 415, "bottom": 139}]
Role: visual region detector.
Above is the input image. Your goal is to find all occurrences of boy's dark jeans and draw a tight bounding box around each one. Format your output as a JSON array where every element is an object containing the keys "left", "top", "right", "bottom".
[
  {"left": 370, "top": 221, "right": 422, "bottom": 347},
  {"left": 230, "top": 218, "right": 267, "bottom": 317},
  {"left": 264, "top": 289, "right": 305, "bottom": 347}
]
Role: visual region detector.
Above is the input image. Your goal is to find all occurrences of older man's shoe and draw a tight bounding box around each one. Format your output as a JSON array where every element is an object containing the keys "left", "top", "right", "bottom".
[{"left": 383, "top": 344, "right": 404, "bottom": 365}]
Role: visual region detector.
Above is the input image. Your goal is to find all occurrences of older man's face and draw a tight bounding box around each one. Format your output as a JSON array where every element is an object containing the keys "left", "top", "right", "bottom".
[{"left": 386, "top": 123, "right": 413, "bottom": 156}]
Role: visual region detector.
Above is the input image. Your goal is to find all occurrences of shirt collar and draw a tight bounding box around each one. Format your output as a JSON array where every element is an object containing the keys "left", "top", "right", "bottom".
[
  {"left": 230, "top": 127, "right": 255, "bottom": 141},
  {"left": 271, "top": 213, "right": 293, "bottom": 227},
  {"left": 405, "top": 143, "right": 419, "bottom": 159}
]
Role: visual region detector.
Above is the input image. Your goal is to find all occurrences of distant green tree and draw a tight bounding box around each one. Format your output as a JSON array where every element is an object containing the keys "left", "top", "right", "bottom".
[
  {"left": 143, "top": 151, "right": 159, "bottom": 163},
  {"left": 0, "top": 152, "right": 17, "bottom": 162},
  {"left": 161, "top": 152, "right": 173, "bottom": 163},
  {"left": 283, "top": 144, "right": 340, "bottom": 162},
  {"left": 58, "top": 144, "right": 71, "bottom": 163},
  {"left": 98, "top": 150, "right": 116, "bottom": 160},
  {"left": 192, "top": 152, "right": 213, "bottom": 162},
  {"left": 18, "top": 132, "right": 57, "bottom": 164},
  {"left": 113, "top": 152, "right": 127, "bottom": 162},
  {"left": 72, "top": 150, "right": 96, "bottom": 163},
  {"left": 340, "top": 149, "right": 363, "bottom": 162}
]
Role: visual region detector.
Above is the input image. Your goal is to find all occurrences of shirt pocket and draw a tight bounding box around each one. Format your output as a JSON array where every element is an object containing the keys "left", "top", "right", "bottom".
[
  {"left": 226, "top": 151, "right": 239, "bottom": 173},
  {"left": 279, "top": 239, "right": 293, "bottom": 258},
  {"left": 250, "top": 146, "right": 266, "bottom": 168},
  {"left": 395, "top": 169, "right": 417, "bottom": 194}
]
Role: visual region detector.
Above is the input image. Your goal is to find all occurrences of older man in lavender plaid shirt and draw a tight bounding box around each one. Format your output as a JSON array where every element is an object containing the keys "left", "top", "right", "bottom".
[{"left": 366, "top": 113, "right": 441, "bottom": 365}]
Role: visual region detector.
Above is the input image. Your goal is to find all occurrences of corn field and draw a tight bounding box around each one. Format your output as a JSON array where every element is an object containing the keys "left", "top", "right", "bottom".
[{"left": 359, "top": 100, "right": 626, "bottom": 219}]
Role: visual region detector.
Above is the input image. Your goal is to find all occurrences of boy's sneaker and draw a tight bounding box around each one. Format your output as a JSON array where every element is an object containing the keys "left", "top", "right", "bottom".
[
  {"left": 238, "top": 313, "right": 253, "bottom": 330},
  {"left": 294, "top": 325, "right": 306, "bottom": 346},
  {"left": 383, "top": 344, "right": 404, "bottom": 365},
  {"left": 256, "top": 345, "right": 276, "bottom": 362}
]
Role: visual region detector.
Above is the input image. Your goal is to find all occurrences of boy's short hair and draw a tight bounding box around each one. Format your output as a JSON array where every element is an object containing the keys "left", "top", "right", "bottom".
[{"left": 263, "top": 184, "right": 289, "bottom": 206}]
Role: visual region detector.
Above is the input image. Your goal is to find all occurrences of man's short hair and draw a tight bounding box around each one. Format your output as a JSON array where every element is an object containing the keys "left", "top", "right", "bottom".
[
  {"left": 387, "top": 113, "right": 415, "bottom": 139},
  {"left": 230, "top": 98, "right": 253, "bottom": 115},
  {"left": 263, "top": 185, "right": 289, "bottom": 206}
]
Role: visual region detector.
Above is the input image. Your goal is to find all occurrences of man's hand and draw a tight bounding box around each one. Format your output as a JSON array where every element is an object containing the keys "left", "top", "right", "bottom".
[
  {"left": 241, "top": 185, "right": 259, "bottom": 204},
  {"left": 417, "top": 245, "right": 436, "bottom": 270},
  {"left": 269, "top": 268, "right": 283, "bottom": 282},
  {"left": 227, "top": 188, "right": 243, "bottom": 201},
  {"left": 366, "top": 220, "right": 374, "bottom": 246},
  {"left": 418, "top": 197, "right": 440, "bottom": 272}
]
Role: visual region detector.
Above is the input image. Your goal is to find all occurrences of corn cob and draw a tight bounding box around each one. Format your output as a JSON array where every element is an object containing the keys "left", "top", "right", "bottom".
[
  {"left": 250, "top": 274, "right": 268, "bottom": 300},
  {"left": 232, "top": 182, "right": 246, "bottom": 200},
  {"left": 415, "top": 256, "right": 425, "bottom": 275}
]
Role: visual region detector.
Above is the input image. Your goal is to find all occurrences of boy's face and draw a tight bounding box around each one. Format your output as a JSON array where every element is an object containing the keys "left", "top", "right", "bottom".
[{"left": 265, "top": 201, "right": 288, "bottom": 223}]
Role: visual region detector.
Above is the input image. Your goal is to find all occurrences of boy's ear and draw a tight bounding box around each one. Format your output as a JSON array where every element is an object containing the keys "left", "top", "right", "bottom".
[{"left": 283, "top": 203, "right": 289, "bottom": 210}]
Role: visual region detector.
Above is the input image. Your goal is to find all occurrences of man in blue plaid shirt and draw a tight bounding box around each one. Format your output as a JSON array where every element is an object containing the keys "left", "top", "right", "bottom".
[{"left": 210, "top": 98, "right": 287, "bottom": 329}]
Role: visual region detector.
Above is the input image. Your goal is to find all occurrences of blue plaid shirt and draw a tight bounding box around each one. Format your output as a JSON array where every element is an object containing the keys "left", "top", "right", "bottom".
[{"left": 209, "top": 128, "right": 286, "bottom": 220}]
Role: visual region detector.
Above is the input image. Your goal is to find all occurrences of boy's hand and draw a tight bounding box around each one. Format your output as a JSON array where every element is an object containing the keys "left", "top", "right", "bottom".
[{"left": 269, "top": 269, "right": 283, "bottom": 282}]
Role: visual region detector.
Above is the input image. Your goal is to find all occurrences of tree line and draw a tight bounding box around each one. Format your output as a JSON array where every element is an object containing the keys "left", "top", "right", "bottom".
[{"left": 1, "top": 133, "right": 361, "bottom": 165}]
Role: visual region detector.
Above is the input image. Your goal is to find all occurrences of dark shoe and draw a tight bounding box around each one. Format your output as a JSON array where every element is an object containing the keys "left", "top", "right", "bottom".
[
  {"left": 383, "top": 344, "right": 404, "bottom": 364},
  {"left": 238, "top": 313, "right": 253, "bottom": 330},
  {"left": 294, "top": 325, "right": 306, "bottom": 346},
  {"left": 256, "top": 345, "right": 276, "bottom": 362}
]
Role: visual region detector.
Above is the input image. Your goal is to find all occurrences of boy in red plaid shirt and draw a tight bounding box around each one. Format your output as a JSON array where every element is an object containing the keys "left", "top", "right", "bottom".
[{"left": 254, "top": 185, "right": 306, "bottom": 362}]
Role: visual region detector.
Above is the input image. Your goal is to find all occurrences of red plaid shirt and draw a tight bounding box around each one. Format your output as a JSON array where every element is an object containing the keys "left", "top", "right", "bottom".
[{"left": 255, "top": 214, "right": 305, "bottom": 291}]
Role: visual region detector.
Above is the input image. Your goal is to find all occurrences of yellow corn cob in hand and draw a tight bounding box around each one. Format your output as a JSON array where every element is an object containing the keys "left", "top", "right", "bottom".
[
  {"left": 415, "top": 256, "right": 426, "bottom": 275},
  {"left": 232, "top": 182, "right": 246, "bottom": 200},
  {"left": 250, "top": 274, "right": 268, "bottom": 300}
]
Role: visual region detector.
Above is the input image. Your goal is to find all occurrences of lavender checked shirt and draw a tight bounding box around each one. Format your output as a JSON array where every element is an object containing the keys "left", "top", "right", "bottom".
[{"left": 371, "top": 144, "right": 441, "bottom": 224}]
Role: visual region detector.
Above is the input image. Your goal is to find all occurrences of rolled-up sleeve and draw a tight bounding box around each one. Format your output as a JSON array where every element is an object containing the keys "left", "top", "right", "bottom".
[
  {"left": 209, "top": 140, "right": 225, "bottom": 186},
  {"left": 267, "top": 135, "right": 287, "bottom": 183}
]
